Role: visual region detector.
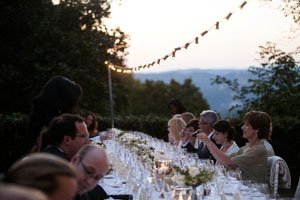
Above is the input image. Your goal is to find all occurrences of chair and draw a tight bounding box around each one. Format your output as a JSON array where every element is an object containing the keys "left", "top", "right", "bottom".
[{"left": 267, "top": 156, "right": 291, "bottom": 197}]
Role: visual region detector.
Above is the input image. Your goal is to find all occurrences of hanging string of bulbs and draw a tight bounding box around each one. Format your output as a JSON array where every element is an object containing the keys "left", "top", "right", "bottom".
[{"left": 105, "top": 1, "right": 248, "bottom": 73}]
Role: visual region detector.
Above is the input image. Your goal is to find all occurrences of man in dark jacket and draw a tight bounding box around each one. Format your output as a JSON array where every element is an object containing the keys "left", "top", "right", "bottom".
[
  {"left": 182, "top": 110, "right": 221, "bottom": 160},
  {"left": 42, "top": 114, "right": 109, "bottom": 200}
]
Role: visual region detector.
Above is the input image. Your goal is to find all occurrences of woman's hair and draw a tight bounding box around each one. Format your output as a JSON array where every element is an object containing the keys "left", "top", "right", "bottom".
[
  {"left": 0, "top": 184, "right": 48, "bottom": 200},
  {"left": 84, "top": 111, "right": 98, "bottom": 137},
  {"left": 168, "top": 98, "right": 186, "bottom": 114},
  {"left": 168, "top": 118, "right": 186, "bottom": 143},
  {"left": 28, "top": 76, "right": 82, "bottom": 148},
  {"left": 243, "top": 111, "right": 271, "bottom": 139},
  {"left": 212, "top": 120, "right": 237, "bottom": 141},
  {"left": 181, "top": 112, "right": 196, "bottom": 124},
  {"left": 186, "top": 119, "right": 199, "bottom": 131},
  {"left": 5, "top": 153, "right": 76, "bottom": 197}
]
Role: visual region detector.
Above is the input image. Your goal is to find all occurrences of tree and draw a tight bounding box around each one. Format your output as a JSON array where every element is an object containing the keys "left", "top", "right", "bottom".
[
  {"left": 0, "top": 0, "right": 130, "bottom": 115},
  {"left": 280, "top": 0, "right": 300, "bottom": 26},
  {"left": 212, "top": 42, "right": 300, "bottom": 118},
  {"left": 127, "top": 78, "right": 210, "bottom": 117}
]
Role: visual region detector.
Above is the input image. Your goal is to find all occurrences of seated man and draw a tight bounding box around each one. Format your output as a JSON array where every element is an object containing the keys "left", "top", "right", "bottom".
[
  {"left": 42, "top": 114, "right": 109, "bottom": 200},
  {"left": 182, "top": 110, "right": 221, "bottom": 159},
  {"left": 42, "top": 113, "right": 90, "bottom": 160},
  {"left": 71, "top": 144, "right": 110, "bottom": 200}
]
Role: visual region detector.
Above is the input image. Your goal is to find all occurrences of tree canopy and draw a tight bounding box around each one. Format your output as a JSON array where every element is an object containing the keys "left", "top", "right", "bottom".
[
  {"left": 212, "top": 42, "right": 300, "bottom": 118},
  {"left": 1, "top": 0, "right": 209, "bottom": 118},
  {"left": 0, "top": 0, "right": 130, "bottom": 115},
  {"left": 126, "top": 78, "right": 210, "bottom": 117}
]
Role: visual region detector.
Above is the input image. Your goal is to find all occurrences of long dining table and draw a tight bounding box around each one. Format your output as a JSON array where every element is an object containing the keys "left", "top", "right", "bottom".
[{"left": 91, "top": 129, "right": 270, "bottom": 200}]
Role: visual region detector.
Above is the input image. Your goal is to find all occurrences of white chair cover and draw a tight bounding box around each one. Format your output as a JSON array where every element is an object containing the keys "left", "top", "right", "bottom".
[{"left": 267, "top": 156, "right": 291, "bottom": 189}]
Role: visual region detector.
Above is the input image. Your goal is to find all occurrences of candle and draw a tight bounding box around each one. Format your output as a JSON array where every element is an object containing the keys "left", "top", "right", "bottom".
[
  {"left": 159, "top": 162, "right": 169, "bottom": 175},
  {"left": 178, "top": 192, "right": 183, "bottom": 200}
]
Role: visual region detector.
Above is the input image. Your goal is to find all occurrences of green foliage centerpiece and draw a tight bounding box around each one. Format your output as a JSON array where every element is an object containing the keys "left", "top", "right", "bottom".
[{"left": 172, "top": 166, "right": 214, "bottom": 200}]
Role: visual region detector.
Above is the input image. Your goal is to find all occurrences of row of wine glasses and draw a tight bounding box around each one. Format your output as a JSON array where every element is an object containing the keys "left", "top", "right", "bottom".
[{"left": 102, "top": 130, "right": 271, "bottom": 200}]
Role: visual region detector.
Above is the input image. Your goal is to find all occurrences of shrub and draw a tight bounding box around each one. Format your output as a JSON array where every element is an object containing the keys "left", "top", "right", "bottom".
[
  {"left": 0, "top": 113, "right": 30, "bottom": 173},
  {"left": 1, "top": 113, "right": 299, "bottom": 187}
]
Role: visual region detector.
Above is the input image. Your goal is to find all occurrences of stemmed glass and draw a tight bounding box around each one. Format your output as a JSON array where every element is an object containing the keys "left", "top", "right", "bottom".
[{"left": 251, "top": 183, "right": 270, "bottom": 200}]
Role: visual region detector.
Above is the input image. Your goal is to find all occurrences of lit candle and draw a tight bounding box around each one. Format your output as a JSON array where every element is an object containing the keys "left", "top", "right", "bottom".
[
  {"left": 178, "top": 192, "right": 183, "bottom": 200},
  {"left": 159, "top": 162, "right": 169, "bottom": 174}
]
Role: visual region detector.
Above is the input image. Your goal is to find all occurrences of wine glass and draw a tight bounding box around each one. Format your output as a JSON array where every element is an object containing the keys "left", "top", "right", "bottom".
[{"left": 251, "top": 183, "right": 270, "bottom": 200}]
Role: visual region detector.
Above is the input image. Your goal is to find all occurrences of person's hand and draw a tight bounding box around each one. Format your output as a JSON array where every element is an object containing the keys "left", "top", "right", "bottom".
[
  {"left": 168, "top": 133, "right": 174, "bottom": 145},
  {"left": 179, "top": 128, "right": 189, "bottom": 144},
  {"left": 100, "top": 130, "right": 114, "bottom": 141},
  {"left": 197, "top": 132, "right": 210, "bottom": 144}
]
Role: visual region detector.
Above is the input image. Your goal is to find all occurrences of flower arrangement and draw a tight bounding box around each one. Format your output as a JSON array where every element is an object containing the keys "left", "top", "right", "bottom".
[
  {"left": 172, "top": 166, "right": 214, "bottom": 187},
  {"left": 116, "top": 132, "right": 158, "bottom": 164}
]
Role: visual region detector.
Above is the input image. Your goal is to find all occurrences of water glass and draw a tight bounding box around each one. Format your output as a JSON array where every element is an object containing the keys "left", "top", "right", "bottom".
[{"left": 251, "top": 183, "right": 270, "bottom": 200}]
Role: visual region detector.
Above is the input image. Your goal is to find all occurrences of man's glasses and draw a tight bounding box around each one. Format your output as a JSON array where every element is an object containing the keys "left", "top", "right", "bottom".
[{"left": 79, "top": 159, "right": 102, "bottom": 181}]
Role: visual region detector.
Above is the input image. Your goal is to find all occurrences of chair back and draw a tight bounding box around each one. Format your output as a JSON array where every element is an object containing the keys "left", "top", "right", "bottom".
[{"left": 267, "top": 156, "right": 291, "bottom": 197}]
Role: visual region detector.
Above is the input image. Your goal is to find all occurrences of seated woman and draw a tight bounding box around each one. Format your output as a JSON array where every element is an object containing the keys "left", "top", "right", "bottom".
[
  {"left": 168, "top": 118, "right": 186, "bottom": 146},
  {"left": 212, "top": 120, "right": 240, "bottom": 156},
  {"left": 180, "top": 112, "right": 196, "bottom": 124},
  {"left": 84, "top": 111, "right": 112, "bottom": 141},
  {"left": 4, "top": 153, "right": 77, "bottom": 200},
  {"left": 198, "top": 111, "right": 270, "bottom": 183},
  {"left": 0, "top": 184, "right": 48, "bottom": 200},
  {"left": 84, "top": 111, "right": 99, "bottom": 138}
]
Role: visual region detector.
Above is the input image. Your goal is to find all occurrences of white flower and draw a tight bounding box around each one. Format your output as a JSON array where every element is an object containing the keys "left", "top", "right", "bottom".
[
  {"left": 188, "top": 167, "right": 200, "bottom": 177},
  {"left": 122, "top": 133, "right": 135, "bottom": 141},
  {"left": 172, "top": 174, "right": 185, "bottom": 185},
  {"left": 137, "top": 143, "right": 147, "bottom": 148},
  {"left": 153, "top": 151, "right": 167, "bottom": 161}
]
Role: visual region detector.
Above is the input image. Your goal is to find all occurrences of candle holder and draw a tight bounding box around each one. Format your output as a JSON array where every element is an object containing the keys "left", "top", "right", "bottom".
[
  {"left": 152, "top": 160, "right": 173, "bottom": 198},
  {"left": 170, "top": 185, "right": 192, "bottom": 200},
  {"left": 153, "top": 159, "right": 173, "bottom": 177},
  {"left": 171, "top": 166, "right": 215, "bottom": 200}
]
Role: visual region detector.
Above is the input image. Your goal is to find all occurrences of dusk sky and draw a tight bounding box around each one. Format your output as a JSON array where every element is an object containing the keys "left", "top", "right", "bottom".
[{"left": 105, "top": 0, "right": 299, "bottom": 73}]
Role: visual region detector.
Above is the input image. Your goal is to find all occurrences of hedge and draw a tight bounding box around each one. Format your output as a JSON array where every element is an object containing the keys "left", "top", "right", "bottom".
[{"left": 0, "top": 113, "right": 299, "bottom": 188}]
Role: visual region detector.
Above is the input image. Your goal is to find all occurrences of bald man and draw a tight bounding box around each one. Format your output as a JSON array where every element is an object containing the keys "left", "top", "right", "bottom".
[{"left": 72, "top": 144, "right": 110, "bottom": 200}]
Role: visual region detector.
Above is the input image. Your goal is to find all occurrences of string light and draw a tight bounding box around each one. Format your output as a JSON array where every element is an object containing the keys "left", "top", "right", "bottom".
[
  {"left": 225, "top": 12, "right": 232, "bottom": 20},
  {"left": 240, "top": 1, "right": 247, "bottom": 9},
  {"left": 215, "top": 21, "right": 219, "bottom": 30},
  {"left": 201, "top": 30, "right": 208, "bottom": 37},
  {"left": 105, "top": 0, "right": 249, "bottom": 73},
  {"left": 184, "top": 43, "right": 190, "bottom": 49}
]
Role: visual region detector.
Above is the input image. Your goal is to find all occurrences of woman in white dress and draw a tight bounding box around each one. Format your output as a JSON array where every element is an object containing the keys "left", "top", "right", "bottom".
[{"left": 212, "top": 120, "right": 240, "bottom": 157}]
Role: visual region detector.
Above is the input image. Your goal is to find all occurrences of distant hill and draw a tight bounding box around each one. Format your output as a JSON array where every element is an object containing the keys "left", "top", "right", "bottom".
[{"left": 134, "top": 69, "right": 254, "bottom": 117}]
